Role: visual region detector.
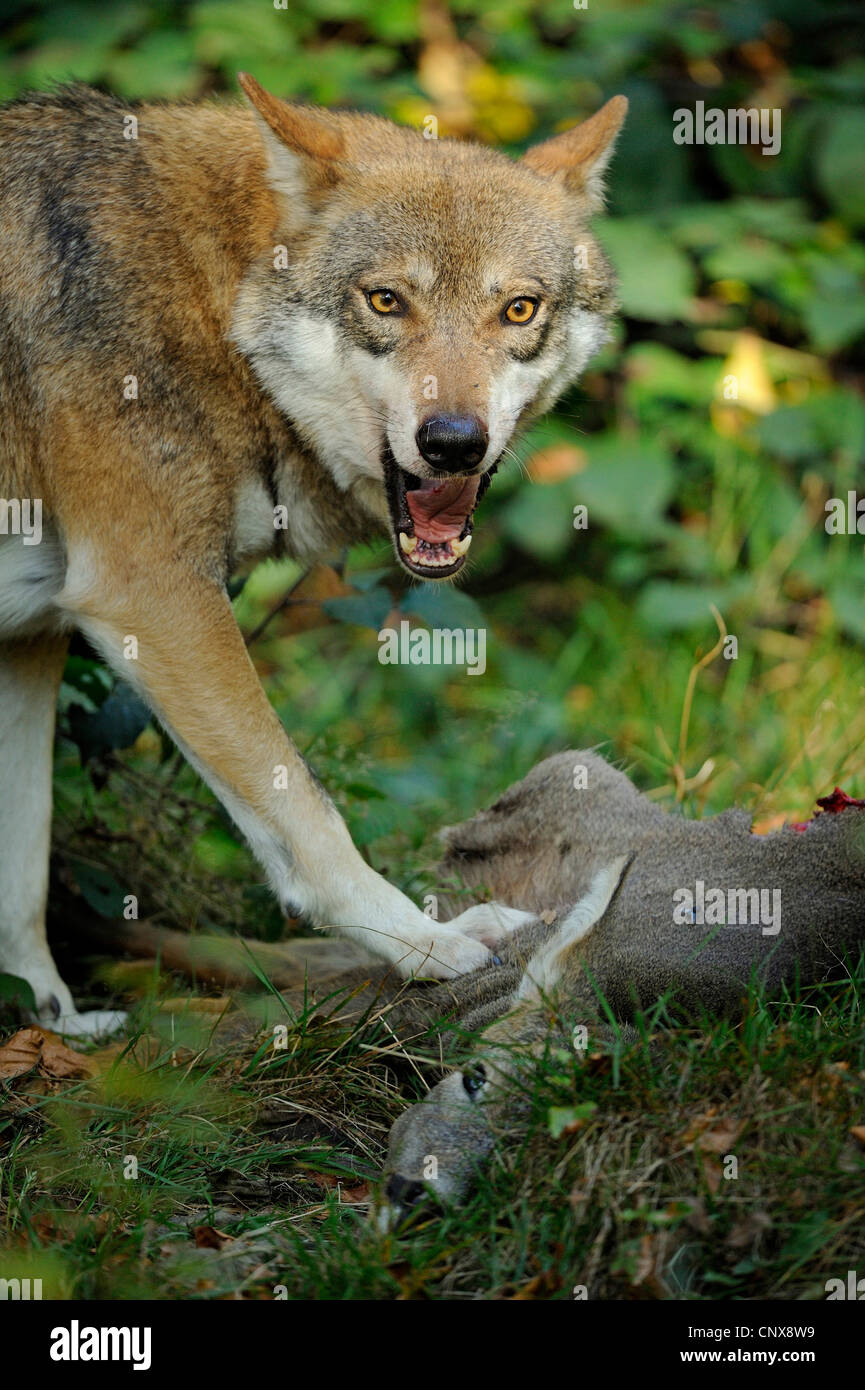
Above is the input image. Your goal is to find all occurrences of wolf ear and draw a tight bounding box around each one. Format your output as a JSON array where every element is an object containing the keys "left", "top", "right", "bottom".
[
  {"left": 238, "top": 72, "right": 345, "bottom": 203},
  {"left": 522, "top": 96, "right": 628, "bottom": 211}
]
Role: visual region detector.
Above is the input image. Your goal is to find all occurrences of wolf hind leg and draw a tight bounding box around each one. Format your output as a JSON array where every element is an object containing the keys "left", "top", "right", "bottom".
[
  {"left": 0, "top": 632, "right": 73, "bottom": 1012},
  {"left": 0, "top": 633, "right": 124, "bottom": 1037}
]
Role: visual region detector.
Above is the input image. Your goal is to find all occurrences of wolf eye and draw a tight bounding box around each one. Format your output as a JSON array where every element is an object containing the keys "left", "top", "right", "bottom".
[
  {"left": 504, "top": 297, "right": 539, "bottom": 325},
  {"left": 368, "top": 288, "right": 402, "bottom": 315},
  {"left": 462, "top": 1064, "right": 487, "bottom": 1097}
]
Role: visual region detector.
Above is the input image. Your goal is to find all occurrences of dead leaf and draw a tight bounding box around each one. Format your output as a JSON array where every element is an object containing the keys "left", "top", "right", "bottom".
[
  {"left": 307, "top": 1172, "right": 370, "bottom": 1203},
  {"left": 508, "top": 1270, "right": 562, "bottom": 1299},
  {"left": 680, "top": 1109, "right": 743, "bottom": 1154},
  {"left": 243, "top": 564, "right": 352, "bottom": 646},
  {"left": 697, "top": 1118, "right": 744, "bottom": 1154},
  {"left": 0, "top": 1028, "right": 43, "bottom": 1080},
  {"left": 192, "top": 1225, "right": 232, "bottom": 1250},
  {"left": 679, "top": 1106, "right": 719, "bottom": 1145},
  {"left": 0, "top": 1027, "right": 96, "bottom": 1082},
  {"left": 39, "top": 1033, "right": 97, "bottom": 1080},
  {"left": 628, "top": 1231, "right": 675, "bottom": 1298},
  {"left": 156, "top": 996, "right": 232, "bottom": 1016},
  {"left": 585, "top": 1051, "right": 612, "bottom": 1078},
  {"left": 751, "top": 812, "right": 791, "bottom": 835},
  {"left": 632, "top": 1233, "right": 659, "bottom": 1287},
  {"left": 527, "top": 444, "right": 588, "bottom": 483},
  {"left": 849, "top": 1126, "right": 865, "bottom": 1150},
  {"left": 682, "top": 1196, "right": 711, "bottom": 1235},
  {"left": 87, "top": 1033, "right": 163, "bottom": 1070},
  {"left": 415, "top": 1, "right": 477, "bottom": 137},
  {"left": 726, "top": 1211, "right": 772, "bottom": 1249},
  {"left": 337, "top": 1182, "right": 371, "bottom": 1205}
]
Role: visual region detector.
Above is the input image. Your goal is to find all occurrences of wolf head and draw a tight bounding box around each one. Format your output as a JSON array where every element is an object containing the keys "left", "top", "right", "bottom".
[{"left": 233, "top": 75, "right": 627, "bottom": 580}]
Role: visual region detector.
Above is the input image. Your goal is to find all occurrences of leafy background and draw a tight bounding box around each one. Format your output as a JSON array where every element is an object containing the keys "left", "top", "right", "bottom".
[
  {"left": 2, "top": 0, "right": 865, "bottom": 1307},
  {"left": 1, "top": 0, "right": 864, "bottom": 967}
]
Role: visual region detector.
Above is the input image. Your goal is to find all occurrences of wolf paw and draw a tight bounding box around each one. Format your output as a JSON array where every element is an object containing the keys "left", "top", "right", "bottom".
[
  {"left": 391, "top": 929, "right": 493, "bottom": 981},
  {"left": 446, "top": 902, "right": 537, "bottom": 949}
]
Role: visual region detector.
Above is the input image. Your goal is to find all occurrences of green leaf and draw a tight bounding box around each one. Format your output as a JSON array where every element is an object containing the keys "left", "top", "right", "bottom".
[
  {"left": 322, "top": 588, "right": 394, "bottom": 629},
  {"left": 625, "top": 343, "right": 719, "bottom": 407},
  {"left": 194, "top": 825, "right": 248, "bottom": 876},
  {"left": 0, "top": 973, "right": 37, "bottom": 1013},
  {"left": 342, "top": 779, "right": 387, "bottom": 801},
  {"left": 636, "top": 580, "right": 736, "bottom": 633},
  {"left": 573, "top": 437, "right": 676, "bottom": 536},
  {"left": 756, "top": 406, "right": 822, "bottom": 461},
  {"left": 67, "top": 684, "right": 151, "bottom": 762},
  {"left": 801, "top": 284, "right": 865, "bottom": 354},
  {"left": 596, "top": 218, "right": 696, "bottom": 321},
  {"left": 105, "top": 32, "right": 200, "bottom": 99},
  {"left": 398, "top": 583, "right": 485, "bottom": 629},
  {"left": 348, "top": 567, "right": 393, "bottom": 592},
  {"left": 830, "top": 583, "right": 865, "bottom": 645},
  {"left": 548, "top": 1102, "right": 597, "bottom": 1138},
  {"left": 606, "top": 80, "right": 691, "bottom": 217},
  {"left": 346, "top": 796, "right": 404, "bottom": 848},
  {"left": 806, "top": 390, "right": 865, "bottom": 461},
  {"left": 60, "top": 655, "right": 113, "bottom": 711},
  {"left": 500, "top": 479, "right": 577, "bottom": 561},
  {"left": 72, "top": 862, "right": 127, "bottom": 919},
  {"left": 817, "top": 109, "right": 865, "bottom": 227},
  {"left": 703, "top": 238, "right": 794, "bottom": 288}
]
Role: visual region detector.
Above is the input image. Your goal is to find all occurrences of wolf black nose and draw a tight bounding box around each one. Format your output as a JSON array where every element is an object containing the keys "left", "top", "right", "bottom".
[
  {"left": 385, "top": 1174, "right": 425, "bottom": 1208},
  {"left": 416, "top": 414, "right": 488, "bottom": 472}
]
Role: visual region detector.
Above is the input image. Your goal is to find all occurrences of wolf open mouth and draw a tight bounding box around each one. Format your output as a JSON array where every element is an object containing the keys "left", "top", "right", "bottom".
[{"left": 383, "top": 448, "right": 495, "bottom": 580}]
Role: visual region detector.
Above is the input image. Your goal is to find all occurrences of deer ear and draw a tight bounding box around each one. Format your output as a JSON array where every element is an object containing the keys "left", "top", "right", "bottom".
[
  {"left": 238, "top": 72, "right": 345, "bottom": 202},
  {"left": 522, "top": 96, "right": 628, "bottom": 211}
]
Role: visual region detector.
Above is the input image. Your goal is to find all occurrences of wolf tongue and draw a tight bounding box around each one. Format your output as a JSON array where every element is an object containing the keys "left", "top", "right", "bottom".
[{"left": 405, "top": 477, "right": 480, "bottom": 543}]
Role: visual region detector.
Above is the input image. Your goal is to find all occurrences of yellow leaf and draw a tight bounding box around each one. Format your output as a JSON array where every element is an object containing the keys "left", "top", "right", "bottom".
[{"left": 715, "top": 330, "right": 777, "bottom": 415}]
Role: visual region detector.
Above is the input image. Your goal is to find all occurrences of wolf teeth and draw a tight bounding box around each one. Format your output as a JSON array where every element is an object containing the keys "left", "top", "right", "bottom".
[{"left": 400, "top": 533, "right": 471, "bottom": 567}]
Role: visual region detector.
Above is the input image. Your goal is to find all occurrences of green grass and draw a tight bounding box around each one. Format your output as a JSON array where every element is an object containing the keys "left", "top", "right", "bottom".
[
  {"left": 4, "top": 413, "right": 863, "bottom": 1300},
  {"left": 1, "top": 961, "right": 863, "bottom": 1300},
  {"left": 2, "top": 402, "right": 862, "bottom": 1300},
  {"left": 2, "top": 0, "right": 864, "bottom": 1299}
]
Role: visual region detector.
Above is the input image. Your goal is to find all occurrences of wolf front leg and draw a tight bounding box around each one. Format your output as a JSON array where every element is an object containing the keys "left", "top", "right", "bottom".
[
  {"left": 0, "top": 634, "right": 125, "bottom": 1036},
  {"left": 58, "top": 556, "right": 492, "bottom": 979}
]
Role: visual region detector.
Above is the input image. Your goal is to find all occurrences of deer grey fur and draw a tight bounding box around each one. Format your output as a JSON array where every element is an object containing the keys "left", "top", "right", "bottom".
[{"left": 376, "top": 748, "right": 865, "bottom": 1223}]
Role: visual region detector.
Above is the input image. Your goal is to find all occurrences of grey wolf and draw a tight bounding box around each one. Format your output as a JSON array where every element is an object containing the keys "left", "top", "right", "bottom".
[{"left": 0, "top": 77, "right": 626, "bottom": 1034}]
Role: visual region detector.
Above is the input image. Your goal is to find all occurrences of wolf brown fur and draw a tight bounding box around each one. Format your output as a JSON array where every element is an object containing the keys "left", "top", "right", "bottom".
[{"left": 0, "top": 81, "right": 627, "bottom": 1027}]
